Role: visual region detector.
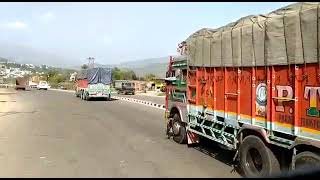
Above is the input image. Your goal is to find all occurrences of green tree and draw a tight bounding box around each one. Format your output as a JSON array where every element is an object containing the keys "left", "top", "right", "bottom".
[
  {"left": 144, "top": 73, "right": 157, "bottom": 81},
  {"left": 49, "top": 74, "right": 65, "bottom": 84},
  {"left": 81, "top": 64, "right": 89, "bottom": 69},
  {"left": 44, "top": 70, "right": 67, "bottom": 84},
  {"left": 123, "top": 70, "right": 137, "bottom": 80},
  {"left": 112, "top": 67, "right": 124, "bottom": 80},
  {"left": 111, "top": 67, "right": 137, "bottom": 80}
]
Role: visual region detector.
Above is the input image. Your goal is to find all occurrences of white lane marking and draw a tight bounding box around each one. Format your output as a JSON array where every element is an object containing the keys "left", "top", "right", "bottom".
[
  {"left": 112, "top": 96, "right": 165, "bottom": 110},
  {"left": 50, "top": 88, "right": 166, "bottom": 110}
]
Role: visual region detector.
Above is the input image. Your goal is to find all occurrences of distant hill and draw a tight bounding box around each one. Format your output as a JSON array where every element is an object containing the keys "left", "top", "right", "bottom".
[
  {"left": 116, "top": 57, "right": 168, "bottom": 78},
  {"left": 70, "top": 57, "right": 169, "bottom": 78},
  {"left": 0, "top": 41, "right": 170, "bottom": 78},
  {"left": 0, "top": 57, "right": 8, "bottom": 63},
  {"left": 0, "top": 42, "right": 79, "bottom": 69}
]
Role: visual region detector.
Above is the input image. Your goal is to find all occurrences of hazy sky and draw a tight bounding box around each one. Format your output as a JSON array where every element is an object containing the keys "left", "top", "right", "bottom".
[{"left": 0, "top": 2, "right": 293, "bottom": 65}]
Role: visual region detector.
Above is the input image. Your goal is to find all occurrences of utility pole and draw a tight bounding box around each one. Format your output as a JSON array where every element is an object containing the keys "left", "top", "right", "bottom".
[{"left": 87, "top": 57, "right": 95, "bottom": 68}]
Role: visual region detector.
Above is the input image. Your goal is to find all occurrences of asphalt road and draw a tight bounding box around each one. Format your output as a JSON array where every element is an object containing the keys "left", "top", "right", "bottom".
[
  {"left": 0, "top": 88, "right": 240, "bottom": 178},
  {"left": 114, "top": 93, "right": 165, "bottom": 105}
]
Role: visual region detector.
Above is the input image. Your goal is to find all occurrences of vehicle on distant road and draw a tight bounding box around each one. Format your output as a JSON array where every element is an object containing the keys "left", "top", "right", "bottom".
[
  {"left": 75, "top": 67, "right": 112, "bottom": 101},
  {"left": 29, "top": 81, "right": 38, "bottom": 88},
  {"left": 114, "top": 80, "right": 135, "bottom": 95},
  {"left": 59, "top": 86, "right": 67, "bottom": 90},
  {"left": 15, "top": 77, "right": 29, "bottom": 90},
  {"left": 165, "top": 2, "right": 320, "bottom": 178},
  {"left": 37, "top": 81, "right": 49, "bottom": 90}
]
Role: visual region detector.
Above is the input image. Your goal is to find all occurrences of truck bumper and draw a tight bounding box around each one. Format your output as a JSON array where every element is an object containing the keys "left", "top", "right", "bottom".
[{"left": 88, "top": 94, "right": 111, "bottom": 98}]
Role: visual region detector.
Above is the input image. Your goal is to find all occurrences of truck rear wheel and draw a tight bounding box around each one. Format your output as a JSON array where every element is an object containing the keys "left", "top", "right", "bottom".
[
  {"left": 80, "top": 91, "right": 84, "bottom": 100},
  {"left": 172, "top": 113, "right": 187, "bottom": 144},
  {"left": 239, "top": 135, "right": 280, "bottom": 177},
  {"left": 83, "top": 91, "right": 90, "bottom": 101},
  {"left": 291, "top": 151, "right": 320, "bottom": 171},
  {"left": 83, "top": 92, "right": 87, "bottom": 100}
]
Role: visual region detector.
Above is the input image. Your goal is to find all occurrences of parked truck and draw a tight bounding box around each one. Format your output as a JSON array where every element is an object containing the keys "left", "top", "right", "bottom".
[
  {"left": 15, "top": 77, "right": 29, "bottom": 90},
  {"left": 165, "top": 2, "right": 320, "bottom": 178},
  {"left": 75, "top": 67, "right": 112, "bottom": 100},
  {"left": 114, "top": 80, "right": 135, "bottom": 95}
]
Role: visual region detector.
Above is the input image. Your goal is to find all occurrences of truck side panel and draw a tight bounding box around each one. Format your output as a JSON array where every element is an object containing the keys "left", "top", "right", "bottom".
[{"left": 188, "top": 64, "right": 320, "bottom": 142}]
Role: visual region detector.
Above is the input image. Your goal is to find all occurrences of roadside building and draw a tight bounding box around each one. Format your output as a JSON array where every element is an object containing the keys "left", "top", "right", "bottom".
[
  {"left": 70, "top": 72, "right": 77, "bottom": 82},
  {"left": 132, "top": 80, "right": 146, "bottom": 92}
]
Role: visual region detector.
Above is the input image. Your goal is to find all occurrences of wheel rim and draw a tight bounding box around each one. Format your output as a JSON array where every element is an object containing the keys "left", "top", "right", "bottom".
[
  {"left": 246, "top": 147, "right": 263, "bottom": 174},
  {"left": 295, "top": 155, "right": 320, "bottom": 170},
  {"left": 172, "top": 121, "right": 181, "bottom": 135}
]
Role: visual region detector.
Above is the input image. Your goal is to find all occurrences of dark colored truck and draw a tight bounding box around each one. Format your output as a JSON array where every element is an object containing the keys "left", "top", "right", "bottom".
[
  {"left": 15, "top": 77, "right": 29, "bottom": 90},
  {"left": 114, "top": 80, "right": 135, "bottom": 95}
]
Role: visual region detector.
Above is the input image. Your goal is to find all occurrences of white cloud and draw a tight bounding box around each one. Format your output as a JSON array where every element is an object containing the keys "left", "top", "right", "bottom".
[
  {"left": 40, "top": 12, "right": 56, "bottom": 22},
  {"left": 0, "top": 21, "right": 28, "bottom": 30}
]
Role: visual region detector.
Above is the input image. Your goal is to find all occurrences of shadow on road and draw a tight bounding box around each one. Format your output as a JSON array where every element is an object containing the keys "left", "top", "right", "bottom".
[
  {"left": 86, "top": 98, "right": 119, "bottom": 101},
  {"left": 189, "top": 138, "right": 244, "bottom": 177}
]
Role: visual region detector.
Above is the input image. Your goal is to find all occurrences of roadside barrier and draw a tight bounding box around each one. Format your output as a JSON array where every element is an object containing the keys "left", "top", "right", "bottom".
[
  {"left": 112, "top": 96, "right": 165, "bottom": 110},
  {"left": 50, "top": 88, "right": 166, "bottom": 110}
]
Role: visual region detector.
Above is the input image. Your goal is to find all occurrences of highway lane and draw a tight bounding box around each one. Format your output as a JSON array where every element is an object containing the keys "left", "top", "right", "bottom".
[{"left": 0, "top": 88, "right": 240, "bottom": 178}]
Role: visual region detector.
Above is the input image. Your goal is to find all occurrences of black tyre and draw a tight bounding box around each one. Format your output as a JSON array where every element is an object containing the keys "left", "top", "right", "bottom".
[
  {"left": 85, "top": 92, "right": 90, "bottom": 101},
  {"left": 75, "top": 91, "right": 80, "bottom": 97},
  {"left": 83, "top": 92, "right": 88, "bottom": 100},
  {"left": 291, "top": 151, "right": 320, "bottom": 171},
  {"left": 80, "top": 91, "right": 84, "bottom": 100},
  {"left": 172, "top": 113, "right": 187, "bottom": 144},
  {"left": 239, "top": 135, "right": 280, "bottom": 177}
]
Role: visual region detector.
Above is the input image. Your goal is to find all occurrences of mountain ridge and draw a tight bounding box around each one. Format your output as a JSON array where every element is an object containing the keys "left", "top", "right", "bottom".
[{"left": 0, "top": 42, "right": 169, "bottom": 78}]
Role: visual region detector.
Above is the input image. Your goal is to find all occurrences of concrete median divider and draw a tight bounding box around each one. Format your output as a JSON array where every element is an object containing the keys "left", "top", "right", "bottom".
[
  {"left": 50, "top": 88, "right": 74, "bottom": 93},
  {"left": 50, "top": 88, "right": 166, "bottom": 110},
  {"left": 111, "top": 96, "right": 165, "bottom": 110}
]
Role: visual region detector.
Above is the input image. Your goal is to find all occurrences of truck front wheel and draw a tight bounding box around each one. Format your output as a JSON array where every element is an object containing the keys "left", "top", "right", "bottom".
[
  {"left": 239, "top": 135, "right": 280, "bottom": 177},
  {"left": 172, "top": 113, "right": 187, "bottom": 144}
]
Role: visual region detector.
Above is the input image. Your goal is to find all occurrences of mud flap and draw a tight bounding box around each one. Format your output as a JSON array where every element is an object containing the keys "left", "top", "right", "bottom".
[
  {"left": 187, "top": 131, "right": 199, "bottom": 144},
  {"left": 231, "top": 149, "right": 239, "bottom": 173},
  {"left": 166, "top": 118, "right": 173, "bottom": 138}
]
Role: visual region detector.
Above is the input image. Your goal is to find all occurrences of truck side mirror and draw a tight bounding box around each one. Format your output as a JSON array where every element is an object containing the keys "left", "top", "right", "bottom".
[{"left": 166, "top": 72, "right": 169, "bottom": 78}]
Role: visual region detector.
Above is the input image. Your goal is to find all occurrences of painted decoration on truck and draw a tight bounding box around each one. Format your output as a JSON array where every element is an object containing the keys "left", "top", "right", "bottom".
[
  {"left": 256, "top": 83, "right": 267, "bottom": 117},
  {"left": 304, "top": 86, "right": 320, "bottom": 117},
  {"left": 275, "top": 85, "right": 294, "bottom": 113}
]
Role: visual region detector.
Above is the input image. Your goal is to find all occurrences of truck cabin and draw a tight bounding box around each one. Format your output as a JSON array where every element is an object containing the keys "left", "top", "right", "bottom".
[
  {"left": 165, "top": 55, "right": 187, "bottom": 88},
  {"left": 122, "top": 82, "right": 134, "bottom": 88}
]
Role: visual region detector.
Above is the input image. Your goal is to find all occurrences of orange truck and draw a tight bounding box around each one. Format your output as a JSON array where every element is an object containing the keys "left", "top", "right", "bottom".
[{"left": 165, "top": 2, "right": 320, "bottom": 177}]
